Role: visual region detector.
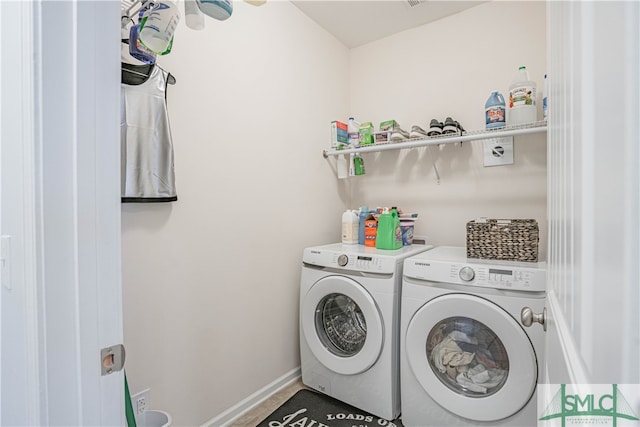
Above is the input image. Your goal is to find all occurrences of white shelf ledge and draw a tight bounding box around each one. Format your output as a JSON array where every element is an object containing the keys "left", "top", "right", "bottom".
[{"left": 322, "top": 121, "right": 547, "bottom": 158}]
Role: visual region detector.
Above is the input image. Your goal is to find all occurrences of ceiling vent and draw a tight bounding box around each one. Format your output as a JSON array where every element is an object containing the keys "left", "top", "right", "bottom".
[{"left": 406, "top": 0, "right": 425, "bottom": 7}]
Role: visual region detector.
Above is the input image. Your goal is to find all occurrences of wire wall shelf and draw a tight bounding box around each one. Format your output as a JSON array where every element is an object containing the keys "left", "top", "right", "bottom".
[{"left": 322, "top": 120, "right": 547, "bottom": 158}]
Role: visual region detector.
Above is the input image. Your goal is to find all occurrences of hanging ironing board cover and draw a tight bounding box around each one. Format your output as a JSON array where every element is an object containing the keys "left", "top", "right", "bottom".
[{"left": 121, "top": 64, "right": 177, "bottom": 203}]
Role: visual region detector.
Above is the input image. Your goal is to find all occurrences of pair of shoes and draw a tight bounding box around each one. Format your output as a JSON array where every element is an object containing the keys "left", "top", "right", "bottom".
[
  {"left": 427, "top": 119, "right": 444, "bottom": 136},
  {"left": 409, "top": 125, "right": 428, "bottom": 138},
  {"left": 442, "top": 117, "right": 465, "bottom": 135},
  {"left": 390, "top": 125, "right": 410, "bottom": 141}
]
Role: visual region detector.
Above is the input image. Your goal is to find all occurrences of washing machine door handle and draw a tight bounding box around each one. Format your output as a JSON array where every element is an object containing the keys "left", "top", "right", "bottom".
[{"left": 521, "top": 306, "right": 547, "bottom": 331}]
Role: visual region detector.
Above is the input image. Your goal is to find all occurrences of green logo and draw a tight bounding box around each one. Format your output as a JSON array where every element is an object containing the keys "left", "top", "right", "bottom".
[{"left": 540, "top": 384, "right": 640, "bottom": 426}]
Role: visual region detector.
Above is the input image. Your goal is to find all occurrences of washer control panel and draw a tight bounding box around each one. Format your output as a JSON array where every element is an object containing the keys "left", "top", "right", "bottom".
[
  {"left": 303, "top": 249, "right": 396, "bottom": 273},
  {"left": 406, "top": 259, "right": 546, "bottom": 292},
  {"left": 331, "top": 253, "right": 393, "bottom": 273}
]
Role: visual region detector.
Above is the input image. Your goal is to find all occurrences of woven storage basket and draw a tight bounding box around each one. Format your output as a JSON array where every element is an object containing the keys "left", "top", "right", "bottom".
[{"left": 466, "top": 218, "right": 539, "bottom": 262}]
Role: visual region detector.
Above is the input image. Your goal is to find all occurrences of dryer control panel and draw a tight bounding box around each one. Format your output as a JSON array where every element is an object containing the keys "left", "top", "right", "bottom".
[{"left": 459, "top": 265, "right": 541, "bottom": 290}]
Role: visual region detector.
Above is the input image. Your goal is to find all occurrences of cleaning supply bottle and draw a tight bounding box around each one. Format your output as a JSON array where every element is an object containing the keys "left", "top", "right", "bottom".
[
  {"left": 485, "top": 91, "right": 506, "bottom": 129},
  {"left": 337, "top": 154, "right": 348, "bottom": 179},
  {"left": 185, "top": 0, "right": 205, "bottom": 30},
  {"left": 375, "top": 208, "right": 402, "bottom": 250},
  {"left": 354, "top": 154, "right": 365, "bottom": 176},
  {"left": 508, "top": 66, "right": 537, "bottom": 125},
  {"left": 138, "top": 1, "right": 180, "bottom": 55},
  {"left": 348, "top": 153, "right": 356, "bottom": 177},
  {"left": 348, "top": 117, "right": 360, "bottom": 146},
  {"left": 129, "top": 20, "right": 157, "bottom": 64},
  {"left": 342, "top": 210, "right": 359, "bottom": 245},
  {"left": 358, "top": 206, "right": 371, "bottom": 245},
  {"left": 197, "top": 0, "right": 233, "bottom": 20},
  {"left": 390, "top": 208, "right": 403, "bottom": 249},
  {"left": 364, "top": 214, "right": 377, "bottom": 247}
]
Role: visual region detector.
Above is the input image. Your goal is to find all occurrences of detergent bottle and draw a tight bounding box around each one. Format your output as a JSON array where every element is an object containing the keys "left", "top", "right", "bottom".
[
  {"left": 358, "top": 206, "right": 369, "bottom": 245},
  {"left": 375, "top": 208, "right": 402, "bottom": 250},
  {"left": 341, "top": 210, "right": 359, "bottom": 244},
  {"left": 485, "top": 91, "right": 506, "bottom": 129}
]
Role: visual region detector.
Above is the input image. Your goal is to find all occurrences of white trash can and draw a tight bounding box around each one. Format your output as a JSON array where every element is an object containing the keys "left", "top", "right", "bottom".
[{"left": 139, "top": 410, "right": 172, "bottom": 427}]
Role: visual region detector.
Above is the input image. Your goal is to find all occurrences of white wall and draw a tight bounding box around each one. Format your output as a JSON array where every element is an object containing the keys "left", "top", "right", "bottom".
[
  {"left": 349, "top": 1, "right": 547, "bottom": 257},
  {"left": 121, "top": 2, "right": 349, "bottom": 425},
  {"left": 123, "top": 1, "right": 548, "bottom": 424}
]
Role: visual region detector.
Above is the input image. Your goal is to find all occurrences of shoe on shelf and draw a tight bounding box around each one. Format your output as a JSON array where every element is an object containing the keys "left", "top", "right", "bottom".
[
  {"left": 427, "top": 119, "right": 444, "bottom": 136},
  {"left": 442, "top": 117, "right": 458, "bottom": 134},
  {"left": 442, "top": 117, "right": 465, "bottom": 135},
  {"left": 409, "top": 125, "right": 428, "bottom": 138},
  {"left": 390, "top": 125, "right": 410, "bottom": 141}
]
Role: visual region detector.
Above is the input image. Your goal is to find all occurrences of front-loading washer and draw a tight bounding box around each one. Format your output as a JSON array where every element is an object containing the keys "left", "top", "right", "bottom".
[
  {"left": 400, "top": 246, "right": 547, "bottom": 426},
  {"left": 300, "top": 242, "right": 433, "bottom": 421}
]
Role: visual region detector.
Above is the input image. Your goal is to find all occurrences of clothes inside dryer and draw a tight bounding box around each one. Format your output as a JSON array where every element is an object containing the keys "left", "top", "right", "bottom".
[
  {"left": 316, "top": 293, "right": 367, "bottom": 357},
  {"left": 427, "top": 316, "right": 509, "bottom": 397}
]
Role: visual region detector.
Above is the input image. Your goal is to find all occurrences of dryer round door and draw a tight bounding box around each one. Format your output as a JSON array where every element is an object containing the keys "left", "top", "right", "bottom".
[
  {"left": 405, "top": 293, "right": 537, "bottom": 422},
  {"left": 301, "top": 275, "right": 384, "bottom": 375}
]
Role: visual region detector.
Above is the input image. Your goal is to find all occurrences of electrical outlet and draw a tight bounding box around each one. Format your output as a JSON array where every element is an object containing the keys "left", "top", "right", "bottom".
[
  {"left": 483, "top": 136, "right": 514, "bottom": 167},
  {"left": 132, "top": 388, "right": 151, "bottom": 416}
]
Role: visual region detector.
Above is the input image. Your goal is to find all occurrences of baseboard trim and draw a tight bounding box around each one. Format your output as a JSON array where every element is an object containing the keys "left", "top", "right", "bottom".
[{"left": 202, "top": 367, "right": 301, "bottom": 427}]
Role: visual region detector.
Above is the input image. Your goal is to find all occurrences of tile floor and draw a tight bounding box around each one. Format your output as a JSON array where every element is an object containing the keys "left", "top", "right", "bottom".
[{"left": 227, "top": 379, "right": 307, "bottom": 427}]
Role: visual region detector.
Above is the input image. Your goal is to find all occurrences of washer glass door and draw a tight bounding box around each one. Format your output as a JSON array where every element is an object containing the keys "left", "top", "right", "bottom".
[
  {"left": 302, "top": 275, "right": 384, "bottom": 375},
  {"left": 405, "top": 293, "right": 537, "bottom": 422},
  {"left": 316, "top": 293, "right": 367, "bottom": 357},
  {"left": 426, "top": 316, "right": 509, "bottom": 397}
]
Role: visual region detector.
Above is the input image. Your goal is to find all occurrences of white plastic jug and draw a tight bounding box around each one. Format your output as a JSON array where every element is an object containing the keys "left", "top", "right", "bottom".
[
  {"left": 342, "top": 210, "right": 359, "bottom": 245},
  {"left": 139, "top": 1, "right": 180, "bottom": 55},
  {"left": 508, "top": 66, "right": 537, "bottom": 125},
  {"left": 485, "top": 91, "right": 506, "bottom": 129}
]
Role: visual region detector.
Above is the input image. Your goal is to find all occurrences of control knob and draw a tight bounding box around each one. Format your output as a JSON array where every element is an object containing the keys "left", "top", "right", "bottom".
[
  {"left": 459, "top": 266, "right": 475, "bottom": 282},
  {"left": 337, "top": 254, "right": 349, "bottom": 267}
]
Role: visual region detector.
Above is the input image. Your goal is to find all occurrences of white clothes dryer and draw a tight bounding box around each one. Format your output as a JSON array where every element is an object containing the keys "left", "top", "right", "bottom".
[
  {"left": 300, "top": 243, "right": 433, "bottom": 421},
  {"left": 400, "top": 246, "right": 547, "bottom": 426}
]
